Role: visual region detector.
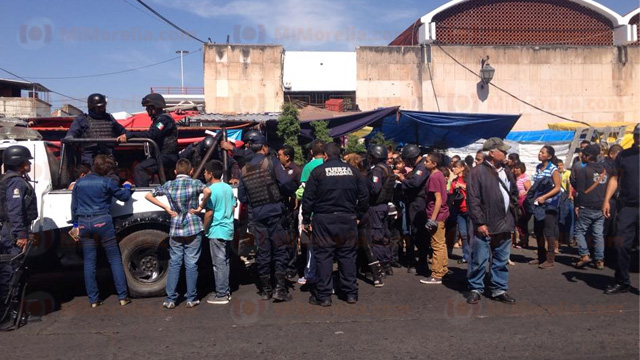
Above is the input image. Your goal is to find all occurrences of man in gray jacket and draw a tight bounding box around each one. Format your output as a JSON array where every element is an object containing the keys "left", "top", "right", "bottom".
[{"left": 466, "top": 138, "right": 519, "bottom": 305}]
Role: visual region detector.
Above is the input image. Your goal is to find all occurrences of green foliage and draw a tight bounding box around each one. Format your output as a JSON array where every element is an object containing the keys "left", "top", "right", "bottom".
[
  {"left": 310, "top": 120, "right": 333, "bottom": 144},
  {"left": 276, "top": 103, "right": 304, "bottom": 163},
  {"left": 369, "top": 131, "right": 395, "bottom": 149},
  {"left": 345, "top": 134, "right": 366, "bottom": 154}
]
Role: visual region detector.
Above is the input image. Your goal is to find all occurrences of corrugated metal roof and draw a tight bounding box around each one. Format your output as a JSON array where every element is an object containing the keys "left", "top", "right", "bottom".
[
  {"left": 0, "top": 78, "right": 51, "bottom": 93},
  {"left": 184, "top": 112, "right": 280, "bottom": 124}
]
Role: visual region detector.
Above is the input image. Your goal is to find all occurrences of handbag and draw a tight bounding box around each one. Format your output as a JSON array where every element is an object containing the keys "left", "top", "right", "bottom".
[{"left": 449, "top": 188, "right": 465, "bottom": 208}]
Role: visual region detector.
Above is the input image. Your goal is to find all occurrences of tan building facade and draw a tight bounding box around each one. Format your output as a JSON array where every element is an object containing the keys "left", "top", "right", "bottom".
[
  {"left": 203, "top": 44, "right": 284, "bottom": 114},
  {"left": 356, "top": 45, "right": 639, "bottom": 131}
]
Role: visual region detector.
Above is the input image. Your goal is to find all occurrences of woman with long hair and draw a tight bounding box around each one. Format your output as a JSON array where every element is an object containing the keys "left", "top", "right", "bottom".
[{"left": 530, "top": 145, "right": 562, "bottom": 269}]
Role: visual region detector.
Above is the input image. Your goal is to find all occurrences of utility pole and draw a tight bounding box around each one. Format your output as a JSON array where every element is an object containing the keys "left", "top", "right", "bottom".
[{"left": 175, "top": 50, "right": 189, "bottom": 94}]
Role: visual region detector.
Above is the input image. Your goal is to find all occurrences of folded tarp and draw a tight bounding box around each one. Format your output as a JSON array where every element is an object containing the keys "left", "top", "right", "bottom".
[
  {"left": 371, "top": 111, "right": 521, "bottom": 149},
  {"left": 298, "top": 107, "right": 399, "bottom": 139},
  {"left": 506, "top": 130, "right": 574, "bottom": 143}
]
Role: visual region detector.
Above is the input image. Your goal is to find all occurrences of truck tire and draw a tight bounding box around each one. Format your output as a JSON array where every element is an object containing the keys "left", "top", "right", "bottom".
[{"left": 119, "top": 229, "right": 170, "bottom": 298}]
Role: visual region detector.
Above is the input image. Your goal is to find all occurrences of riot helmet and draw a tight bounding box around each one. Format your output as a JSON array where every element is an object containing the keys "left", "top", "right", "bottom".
[
  {"left": 3, "top": 145, "right": 33, "bottom": 168},
  {"left": 368, "top": 144, "right": 388, "bottom": 162},
  {"left": 401, "top": 144, "right": 420, "bottom": 160},
  {"left": 141, "top": 93, "right": 167, "bottom": 109},
  {"left": 87, "top": 93, "right": 107, "bottom": 113},
  {"left": 243, "top": 129, "right": 263, "bottom": 144},
  {"left": 198, "top": 135, "right": 216, "bottom": 154}
]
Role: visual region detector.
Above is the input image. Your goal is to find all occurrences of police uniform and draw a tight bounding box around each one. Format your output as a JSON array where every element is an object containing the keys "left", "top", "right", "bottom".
[
  {"left": 302, "top": 158, "right": 369, "bottom": 303},
  {"left": 280, "top": 161, "right": 302, "bottom": 278},
  {"left": 126, "top": 111, "right": 178, "bottom": 186},
  {"left": 0, "top": 171, "right": 37, "bottom": 302},
  {"left": 238, "top": 153, "right": 295, "bottom": 300},
  {"left": 368, "top": 162, "right": 395, "bottom": 270},
  {"left": 66, "top": 111, "right": 126, "bottom": 165},
  {"left": 401, "top": 160, "right": 429, "bottom": 272},
  {"left": 179, "top": 141, "right": 240, "bottom": 182}
]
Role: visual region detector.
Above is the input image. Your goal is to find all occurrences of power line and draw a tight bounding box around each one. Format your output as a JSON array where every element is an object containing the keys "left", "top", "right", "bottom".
[
  {"left": 135, "top": 0, "right": 206, "bottom": 44},
  {"left": 21, "top": 48, "right": 201, "bottom": 80},
  {"left": 121, "top": 0, "right": 165, "bottom": 25},
  {"left": 0, "top": 67, "right": 84, "bottom": 103},
  {"left": 434, "top": 43, "right": 591, "bottom": 127}
]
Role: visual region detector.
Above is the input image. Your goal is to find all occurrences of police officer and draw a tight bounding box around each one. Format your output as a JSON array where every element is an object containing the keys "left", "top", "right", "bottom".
[
  {"left": 603, "top": 124, "right": 639, "bottom": 295},
  {"left": 220, "top": 129, "right": 263, "bottom": 169},
  {"left": 302, "top": 143, "right": 369, "bottom": 306},
  {"left": 238, "top": 134, "right": 295, "bottom": 302},
  {"left": 179, "top": 135, "right": 241, "bottom": 183},
  {"left": 395, "top": 144, "right": 429, "bottom": 274},
  {"left": 66, "top": 93, "right": 127, "bottom": 165},
  {"left": 117, "top": 93, "right": 178, "bottom": 187},
  {"left": 0, "top": 146, "right": 37, "bottom": 309},
  {"left": 367, "top": 144, "right": 396, "bottom": 277}
]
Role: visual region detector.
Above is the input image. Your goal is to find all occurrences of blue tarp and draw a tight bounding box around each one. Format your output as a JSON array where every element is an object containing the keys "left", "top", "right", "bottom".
[
  {"left": 370, "top": 111, "right": 521, "bottom": 148},
  {"left": 506, "top": 130, "right": 574, "bottom": 143}
]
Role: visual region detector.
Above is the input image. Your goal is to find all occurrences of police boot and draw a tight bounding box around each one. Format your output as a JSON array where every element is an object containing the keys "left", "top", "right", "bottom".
[
  {"left": 260, "top": 275, "right": 273, "bottom": 300},
  {"left": 369, "top": 261, "right": 384, "bottom": 288},
  {"left": 273, "top": 273, "right": 292, "bottom": 302}
]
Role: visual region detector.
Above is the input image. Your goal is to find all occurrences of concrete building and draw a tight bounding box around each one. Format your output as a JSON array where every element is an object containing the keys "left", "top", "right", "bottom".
[
  {"left": 0, "top": 79, "right": 52, "bottom": 118},
  {"left": 203, "top": 0, "right": 640, "bottom": 130}
]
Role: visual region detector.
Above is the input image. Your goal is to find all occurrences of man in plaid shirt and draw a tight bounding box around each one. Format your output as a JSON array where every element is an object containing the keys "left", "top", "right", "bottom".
[{"left": 145, "top": 159, "right": 211, "bottom": 309}]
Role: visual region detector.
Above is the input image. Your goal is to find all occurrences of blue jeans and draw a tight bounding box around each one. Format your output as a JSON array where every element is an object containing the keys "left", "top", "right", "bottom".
[
  {"left": 78, "top": 214, "right": 128, "bottom": 304},
  {"left": 209, "top": 238, "right": 231, "bottom": 298},
  {"left": 166, "top": 233, "right": 202, "bottom": 303},
  {"left": 468, "top": 232, "right": 511, "bottom": 297},
  {"left": 457, "top": 212, "right": 472, "bottom": 262},
  {"left": 574, "top": 208, "right": 605, "bottom": 260}
]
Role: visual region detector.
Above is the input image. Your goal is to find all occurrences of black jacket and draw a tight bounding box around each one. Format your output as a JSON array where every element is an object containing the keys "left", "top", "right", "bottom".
[
  {"left": 467, "top": 161, "right": 518, "bottom": 235},
  {"left": 301, "top": 158, "right": 369, "bottom": 224}
]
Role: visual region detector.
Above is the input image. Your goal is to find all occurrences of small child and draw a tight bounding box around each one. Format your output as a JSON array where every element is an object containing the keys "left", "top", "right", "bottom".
[
  {"left": 203, "top": 160, "right": 236, "bottom": 305},
  {"left": 145, "top": 159, "right": 211, "bottom": 309}
]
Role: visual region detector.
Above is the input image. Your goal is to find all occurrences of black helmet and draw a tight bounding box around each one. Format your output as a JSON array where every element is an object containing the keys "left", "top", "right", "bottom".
[
  {"left": 243, "top": 129, "right": 263, "bottom": 143},
  {"left": 402, "top": 144, "right": 420, "bottom": 160},
  {"left": 3, "top": 145, "right": 33, "bottom": 167},
  {"left": 198, "top": 135, "right": 216, "bottom": 153},
  {"left": 87, "top": 93, "right": 107, "bottom": 111},
  {"left": 141, "top": 93, "right": 166, "bottom": 108},
  {"left": 368, "top": 144, "right": 388, "bottom": 160}
]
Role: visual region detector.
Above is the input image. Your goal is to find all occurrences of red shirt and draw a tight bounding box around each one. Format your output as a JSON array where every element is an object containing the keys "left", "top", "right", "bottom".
[
  {"left": 450, "top": 176, "right": 468, "bottom": 213},
  {"left": 425, "top": 171, "right": 450, "bottom": 222}
]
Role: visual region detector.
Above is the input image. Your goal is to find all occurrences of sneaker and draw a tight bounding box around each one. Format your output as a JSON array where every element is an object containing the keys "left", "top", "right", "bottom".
[
  {"left": 90, "top": 301, "right": 103, "bottom": 308},
  {"left": 419, "top": 276, "right": 442, "bottom": 284},
  {"left": 206, "top": 294, "right": 231, "bottom": 305},
  {"left": 186, "top": 300, "right": 200, "bottom": 308},
  {"left": 119, "top": 298, "right": 132, "bottom": 306},
  {"left": 162, "top": 301, "right": 175, "bottom": 309},
  {"left": 373, "top": 277, "right": 385, "bottom": 288},
  {"left": 297, "top": 277, "right": 307, "bottom": 285},
  {"left": 595, "top": 260, "right": 605, "bottom": 270}
]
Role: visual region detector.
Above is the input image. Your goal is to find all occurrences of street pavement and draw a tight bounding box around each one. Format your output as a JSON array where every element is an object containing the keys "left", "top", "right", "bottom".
[{"left": 1, "top": 246, "right": 638, "bottom": 359}]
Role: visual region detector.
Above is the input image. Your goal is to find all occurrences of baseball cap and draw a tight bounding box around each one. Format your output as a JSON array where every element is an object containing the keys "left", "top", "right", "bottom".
[
  {"left": 482, "top": 137, "right": 511, "bottom": 152},
  {"left": 582, "top": 144, "right": 600, "bottom": 158}
]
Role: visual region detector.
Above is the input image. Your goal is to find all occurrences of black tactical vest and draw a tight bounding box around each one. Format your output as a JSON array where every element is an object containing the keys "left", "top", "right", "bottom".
[
  {"left": 371, "top": 163, "right": 396, "bottom": 205},
  {"left": 0, "top": 172, "right": 38, "bottom": 224},
  {"left": 84, "top": 115, "right": 115, "bottom": 139},
  {"left": 157, "top": 114, "right": 178, "bottom": 155},
  {"left": 241, "top": 157, "right": 282, "bottom": 207}
]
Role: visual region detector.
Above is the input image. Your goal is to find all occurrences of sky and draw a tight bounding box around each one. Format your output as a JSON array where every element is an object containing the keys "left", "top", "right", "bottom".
[{"left": 1, "top": 0, "right": 638, "bottom": 114}]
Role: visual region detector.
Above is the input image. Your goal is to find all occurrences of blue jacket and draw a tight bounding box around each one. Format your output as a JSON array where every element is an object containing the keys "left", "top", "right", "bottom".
[{"left": 71, "top": 173, "right": 132, "bottom": 222}]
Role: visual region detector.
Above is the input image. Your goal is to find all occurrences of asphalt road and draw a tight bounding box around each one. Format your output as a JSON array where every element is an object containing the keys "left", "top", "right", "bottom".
[{"left": 1, "top": 246, "right": 638, "bottom": 360}]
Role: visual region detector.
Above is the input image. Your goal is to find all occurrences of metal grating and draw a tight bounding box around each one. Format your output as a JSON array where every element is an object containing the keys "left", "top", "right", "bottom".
[
  {"left": 631, "top": 14, "right": 639, "bottom": 46},
  {"left": 433, "top": 0, "right": 614, "bottom": 46}
]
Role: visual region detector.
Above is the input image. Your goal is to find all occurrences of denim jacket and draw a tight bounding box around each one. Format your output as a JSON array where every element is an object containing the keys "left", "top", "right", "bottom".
[{"left": 71, "top": 173, "right": 132, "bottom": 222}]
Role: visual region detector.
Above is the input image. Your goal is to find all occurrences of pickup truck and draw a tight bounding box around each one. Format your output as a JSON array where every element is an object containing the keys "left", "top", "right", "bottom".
[{"left": 0, "top": 125, "right": 246, "bottom": 298}]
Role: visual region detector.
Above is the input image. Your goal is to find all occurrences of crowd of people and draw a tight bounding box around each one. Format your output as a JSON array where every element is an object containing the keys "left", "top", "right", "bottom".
[{"left": 0, "top": 91, "right": 638, "bottom": 313}]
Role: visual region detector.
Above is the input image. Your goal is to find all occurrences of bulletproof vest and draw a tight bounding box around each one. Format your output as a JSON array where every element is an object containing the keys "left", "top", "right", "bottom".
[
  {"left": 0, "top": 172, "right": 38, "bottom": 224},
  {"left": 371, "top": 163, "right": 396, "bottom": 205},
  {"left": 157, "top": 114, "right": 178, "bottom": 155},
  {"left": 241, "top": 157, "right": 283, "bottom": 207},
  {"left": 404, "top": 163, "right": 427, "bottom": 200},
  {"left": 84, "top": 114, "right": 115, "bottom": 139}
]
